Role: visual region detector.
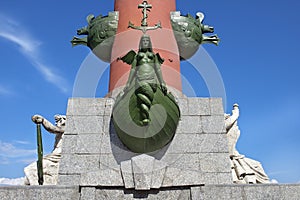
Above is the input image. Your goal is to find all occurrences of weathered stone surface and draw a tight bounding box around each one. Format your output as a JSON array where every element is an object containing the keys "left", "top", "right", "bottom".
[
  {"left": 80, "top": 187, "right": 96, "bottom": 200},
  {"left": 162, "top": 167, "right": 204, "bottom": 187},
  {"left": 151, "top": 159, "right": 168, "bottom": 189},
  {"left": 61, "top": 135, "right": 77, "bottom": 154},
  {"left": 166, "top": 134, "right": 202, "bottom": 153},
  {"left": 201, "top": 115, "right": 226, "bottom": 133},
  {"left": 131, "top": 154, "right": 155, "bottom": 190},
  {"left": 57, "top": 174, "right": 81, "bottom": 185},
  {"left": 76, "top": 134, "right": 101, "bottom": 154},
  {"left": 176, "top": 116, "right": 201, "bottom": 134},
  {"left": 282, "top": 184, "right": 300, "bottom": 200},
  {"left": 199, "top": 153, "right": 231, "bottom": 173},
  {"left": 58, "top": 96, "right": 232, "bottom": 188},
  {"left": 210, "top": 98, "right": 224, "bottom": 115},
  {"left": 0, "top": 186, "right": 79, "bottom": 200},
  {"left": 121, "top": 160, "right": 134, "bottom": 189},
  {"left": 188, "top": 98, "right": 210, "bottom": 116},
  {"left": 80, "top": 169, "right": 124, "bottom": 186},
  {"left": 177, "top": 97, "right": 189, "bottom": 115},
  {"left": 99, "top": 153, "right": 121, "bottom": 171},
  {"left": 2, "top": 184, "right": 300, "bottom": 200},
  {"left": 161, "top": 153, "right": 200, "bottom": 171},
  {"left": 66, "top": 98, "right": 106, "bottom": 116},
  {"left": 95, "top": 188, "right": 191, "bottom": 200},
  {"left": 104, "top": 98, "right": 115, "bottom": 116},
  {"left": 64, "top": 115, "right": 104, "bottom": 135},
  {"left": 199, "top": 133, "right": 229, "bottom": 153},
  {"left": 59, "top": 154, "right": 100, "bottom": 174}
]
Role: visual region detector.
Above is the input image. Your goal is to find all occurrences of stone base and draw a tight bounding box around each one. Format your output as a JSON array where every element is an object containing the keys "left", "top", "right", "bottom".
[
  {"left": 58, "top": 97, "right": 232, "bottom": 188},
  {"left": 1, "top": 184, "right": 300, "bottom": 200}
]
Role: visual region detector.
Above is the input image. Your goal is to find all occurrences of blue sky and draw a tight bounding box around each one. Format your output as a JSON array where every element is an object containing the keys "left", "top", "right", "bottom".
[{"left": 0, "top": 0, "right": 299, "bottom": 184}]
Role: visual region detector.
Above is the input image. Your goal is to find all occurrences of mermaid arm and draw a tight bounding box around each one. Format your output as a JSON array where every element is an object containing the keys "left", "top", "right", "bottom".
[
  {"left": 154, "top": 53, "right": 167, "bottom": 94},
  {"left": 124, "top": 57, "right": 137, "bottom": 92}
]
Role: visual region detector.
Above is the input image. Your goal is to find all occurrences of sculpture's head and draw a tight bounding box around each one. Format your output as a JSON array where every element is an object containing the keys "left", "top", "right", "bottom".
[
  {"left": 139, "top": 34, "right": 153, "bottom": 52},
  {"left": 54, "top": 115, "right": 66, "bottom": 128}
]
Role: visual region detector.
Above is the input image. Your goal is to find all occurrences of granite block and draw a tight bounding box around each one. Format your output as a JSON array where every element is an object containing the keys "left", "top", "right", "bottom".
[
  {"left": 200, "top": 185, "right": 243, "bottom": 200},
  {"left": 120, "top": 160, "right": 134, "bottom": 189},
  {"left": 57, "top": 174, "right": 81, "bottom": 185},
  {"left": 177, "top": 98, "right": 189, "bottom": 115},
  {"left": 59, "top": 154, "right": 100, "bottom": 174},
  {"left": 188, "top": 98, "right": 210, "bottom": 116},
  {"left": 131, "top": 154, "right": 155, "bottom": 190},
  {"left": 104, "top": 98, "right": 115, "bottom": 116},
  {"left": 99, "top": 153, "right": 120, "bottom": 170},
  {"left": 80, "top": 169, "right": 124, "bottom": 186},
  {"left": 199, "top": 153, "right": 231, "bottom": 173},
  {"left": 243, "top": 185, "right": 283, "bottom": 200},
  {"left": 166, "top": 134, "right": 202, "bottom": 153},
  {"left": 151, "top": 159, "right": 168, "bottom": 189},
  {"left": 199, "top": 133, "right": 229, "bottom": 153},
  {"left": 0, "top": 186, "right": 79, "bottom": 200},
  {"left": 210, "top": 98, "right": 224, "bottom": 115},
  {"left": 217, "top": 172, "right": 233, "bottom": 184},
  {"left": 201, "top": 115, "right": 226, "bottom": 134},
  {"left": 61, "top": 134, "right": 78, "bottom": 154},
  {"left": 281, "top": 184, "right": 300, "bottom": 200},
  {"left": 76, "top": 134, "right": 101, "bottom": 154},
  {"left": 64, "top": 115, "right": 104, "bottom": 135},
  {"left": 80, "top": 187, "right": 96, "bottom": 200},
  {"left": 176, "top": 116, "right": 202, "bottom": 134},
  {"left": 162, "top": 167, "right": 204, "bottom": 187},
  {"left": 67, "top": 98, "right": 106, "bottom": 116},
  {"left": 190, "top": 187, "right": 202, "bottom": 200},
  {"left": 161, "top": 153, "right": 200, "bottom": 171}
]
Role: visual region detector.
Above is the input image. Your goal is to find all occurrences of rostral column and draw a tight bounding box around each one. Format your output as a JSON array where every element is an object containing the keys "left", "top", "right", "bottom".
[{"left": 109, "top": 0, "right": 182, "bottom": 92}]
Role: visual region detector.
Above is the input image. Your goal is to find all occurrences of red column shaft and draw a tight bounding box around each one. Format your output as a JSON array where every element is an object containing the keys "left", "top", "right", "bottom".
[{"left": 109, "top": 0, "right": 182, "bottom": 92}]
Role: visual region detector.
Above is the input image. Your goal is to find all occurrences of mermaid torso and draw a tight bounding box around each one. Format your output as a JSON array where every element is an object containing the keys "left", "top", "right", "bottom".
[{"left": 136, "top": 51, "right": 157, "bottom": 82}]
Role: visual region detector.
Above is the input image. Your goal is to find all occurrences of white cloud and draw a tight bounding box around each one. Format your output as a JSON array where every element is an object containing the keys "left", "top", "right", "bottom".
[
  {"left": 0, "top": 15, "right": 69, "bottom": 94},
  {"left": 0, "top": 140, "right": 36, "bottom": 159},
  {"left": 270, "top": 179, "right": 279, "bottom": 184},
  {"left": 0, "top": 177, "right": 25, "bottom": 185},
  {"left": 13, "top": 140, "right": 31, "bottom": 145}
]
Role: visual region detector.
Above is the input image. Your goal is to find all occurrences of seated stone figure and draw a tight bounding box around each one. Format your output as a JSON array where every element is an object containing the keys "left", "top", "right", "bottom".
[
  {"left": 225, "top": 104, "right": 270, "bottom": 184},
  {"left": 24, "top": 114, "right": 66, "bottom": 185}
]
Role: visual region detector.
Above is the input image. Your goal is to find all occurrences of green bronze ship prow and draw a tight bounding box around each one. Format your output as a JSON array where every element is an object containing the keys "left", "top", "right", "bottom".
[{"left": 112, "top": 34, "right": 181, "bottom": 153}]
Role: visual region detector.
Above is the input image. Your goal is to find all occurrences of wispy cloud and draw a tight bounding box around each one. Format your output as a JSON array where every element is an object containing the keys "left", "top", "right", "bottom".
[
  {"left": 0, "top": 177, "right": 25, "bottom": 185},
  {"left": 0, "top": 85, "right": 14, "bottom": 96},
  {"left": 0, "top": 140, "right": 36, "bottom": 165},
  {"left": 0, "top": 14, "right": 69, "bottom": 93},
  {"left": 13, "top": 140, "right": 31, "bottom": 145}
]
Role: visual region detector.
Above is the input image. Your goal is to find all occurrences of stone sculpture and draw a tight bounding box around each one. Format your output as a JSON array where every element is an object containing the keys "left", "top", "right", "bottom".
[
  {"left": 24, "top": 114, "right": 66, "bottom": 185},
  {"left": 225, "top": 104, "right": 270, "bottom": 184}
]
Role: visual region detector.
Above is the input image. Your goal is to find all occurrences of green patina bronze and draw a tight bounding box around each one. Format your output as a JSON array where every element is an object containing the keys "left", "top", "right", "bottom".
[
  {"left": 112, "top": 1, "right": 180, "bottom": 153},
  {"left": 36, "top": 123, "right": 44, "bottom": 185},
  {"left": 113, "top": 34, "right": 180, "bottom": 153},
  {"left": 70, "top": 2, "right": 219, "bottom": 153},
  {"left": 171, "top": 12, "right": 220, "bottom": 60},
  {"left": 71, "top": 12, "right": 119, "bottom": 62}
]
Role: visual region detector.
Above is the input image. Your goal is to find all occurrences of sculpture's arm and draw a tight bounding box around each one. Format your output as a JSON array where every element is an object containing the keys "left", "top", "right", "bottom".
[
  {"left": 123, "top": 58, "right": 137, "bottom": 92},
  {"left": 154, "top": 54, "right": 167, "bottom": 95},
  {"left": 32, "top": 115, "right": 64, "bottom": 134},
  {"left": 225, "top": 104, "right": 240, "bottom": 130}
]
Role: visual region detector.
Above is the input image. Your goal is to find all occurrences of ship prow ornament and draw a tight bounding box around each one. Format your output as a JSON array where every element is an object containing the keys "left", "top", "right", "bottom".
[{"left": 112, "top": 1, "right": 180, "bottom": 153}]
